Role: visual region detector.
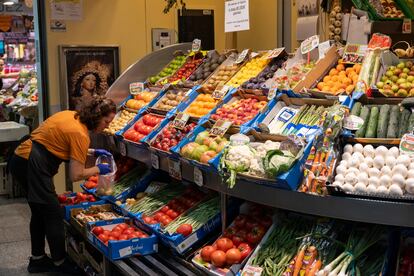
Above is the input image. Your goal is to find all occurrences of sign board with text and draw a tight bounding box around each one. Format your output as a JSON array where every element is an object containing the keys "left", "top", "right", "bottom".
[{"left": 225, "top": 0, "right": 250, "bottom": 33}]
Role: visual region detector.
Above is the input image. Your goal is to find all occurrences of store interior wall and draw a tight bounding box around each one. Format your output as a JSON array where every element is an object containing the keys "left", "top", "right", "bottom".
[{"left": 43, "top": 0, "right": 280, "bottom": 193}]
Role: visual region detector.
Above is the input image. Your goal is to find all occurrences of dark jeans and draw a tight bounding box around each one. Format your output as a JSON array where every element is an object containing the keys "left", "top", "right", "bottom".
[
  {"left": 28, "top": 202, "right": 66, "bottom": 262},
  {"left": 7, "top": 154, "right": 28, "bottom": 197}
]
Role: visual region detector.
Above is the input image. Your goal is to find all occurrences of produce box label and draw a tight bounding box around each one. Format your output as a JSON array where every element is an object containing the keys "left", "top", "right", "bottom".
[
  {"left": 212, "top": 85, "right": 230, "bottom": 99},
  {"left": 192, "top": 39, "right": 201, "bottom": 52},
  {"left": 118, "top": 246, "right": 132, "bottom": 258},
  {"left": 344, "top": 115, "right": 364, "bottom": 130},
  {"left": 129, "top": 82, "right": 145, "bottom": 95},
  {"left": 300, "top": 35, "right": 319, "bottom": 54},
  {"left": 267, "top": 88, "right": 277, "bottom": 100},
  {"left": 194, "top": 167, "right": 203, "bottom": 187},
  {"left": 277, "top": 108, "right": 297, "bottom": 123},
  {"left": 209, "top": 120, "right": 232, "bottom": 137},
  {"left": 403, "top": 19, "right": 412, "bottom": 34},
  {"left": 265, "top": 47, "right": 285, "bottom": 59},
  {"left": 172, "top": 113, "right": 190, "bottom": 130},
  {"left": 176, "top": 232, "right": 199, "bottom": 253},
  {"left": 235, "top": 49, "right": 250, "bottom": 64},
  {"left": 151, "top": 153, "right": 159, "bottom": 169},
  {"left": 168, "top": 159, "right": 182, "bottom": 180},
  {"left": 241, "top": 265, "right": 263, "bottom": 276},
  {"left": 342, "top": 44, "right": 367, "bottom": 64},
  {"left": 400, "top": 134, "right": 414, "bottom": 156}
]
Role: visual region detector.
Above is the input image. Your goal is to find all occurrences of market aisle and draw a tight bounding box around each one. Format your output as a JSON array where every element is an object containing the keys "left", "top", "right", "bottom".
[{"left": 0, "top": 196, "right": 50, "bottom": 276}]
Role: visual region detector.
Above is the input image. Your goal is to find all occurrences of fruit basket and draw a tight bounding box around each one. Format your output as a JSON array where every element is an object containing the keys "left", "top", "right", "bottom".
[
  {"left": 122, "top": 112, "right": 165, "bottom": 147},
  {"left": 147, "top": 52, "right": 188, "bottom": 85},
  {"left": 186, "top": 50, "right": 229, "bottom": 86},
  {"left": 374, "top": 60, "right": 414, "bottom": 98},
  {"left": 182, "top": 92, "right": 221, "bottom": 121},
  {"left": 148, "top": 86, "right": 190, "bottom": 117},
  {"left": 121, "top": 88, "right": 161, "bottom": 113}
]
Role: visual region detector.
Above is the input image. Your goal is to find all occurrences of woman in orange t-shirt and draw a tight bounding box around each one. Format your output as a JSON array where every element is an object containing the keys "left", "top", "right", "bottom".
[{"left": 8, "top": 95, "right": 116, "bottom": 274}]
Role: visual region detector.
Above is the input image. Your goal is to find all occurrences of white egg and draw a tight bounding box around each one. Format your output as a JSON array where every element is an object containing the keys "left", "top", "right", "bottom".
[
  {"left": 348, "top": 157, "right": 360, "bottom": 168},
  {"left": 336, "top": 165, "right": 347, "bottom": 175},
  {"left": 332, "top": 181, "right": 342, "bottom": 187},
  {"left": 368, "top": 167, "right": 380, "bottom": 178},
  {"left": 375, "top": 146, "right": 388, "bottom": 157},
  {"left": 365, "top": 156, "right": 374, "bottom": 168},
  {"left": 363, "top": 145, "right": 375, "bottom": 158},
  {"left": 392, "top": 174, "right": 406, "bottom": 188},
  {"left": 335, "top": 174, "right": 345, "bottom": 183},
  {"left": 353, "top": 143, "right": 364, "bottom": 154},
  {"left": 409, "top": 163, "right": 414, "bottom": 170},
  {"left": 379, "top": 175, "right": 392, "bottom": 187},
  {"left": 343, "top": 144, "right": 353, "bottom": 154},
  {"left": 385, "top": 156, "right": 396, "bottom": 169},
  {"left": 392, "top": 164, "right": 408, "bottom": 178},
  {"left": 342, "top": 152, "right": 352, "bottom": 161},
  {"left": 405, "top": 178, "right": 414, "bottom": 194},
  {"left": 352, "top": 152, "right": 365, "bottom": 163},
  {"left": 389, "top": 184, "right": 403, "bottom": 196},
  {"left": 381, "top": 166, "right": 392, "bottom": 177},
  {"left": 369, "top": 176, "right": 380, "bottom": 187},
  {"left": 339, "top": 160, "right": 348, "bottom": 168},
  {"left": 342, "top": 183, "right": 355, "bottom": 193},
  {"left": 373, "top": 156, "right": 385, "bottom": 169},
  {"left": 345, "top": 172, "right": 358, "bottom": 185},
  {"left": 357, "top": 172, "right": 369, "bottom": 184},
  {"left": 355, "top": 183, "right": 367, "bottom": 193},
  {"left": 347, "top": 168, "right": 360, "bottom": 175},
  {"left": 377, "top": 186, "right": 389, "bottom": 195},
  {"left": 359, "top": 163, "right": 369, "bottom": 173},
  {"left": 389, "top": 147, "right": 399, "bottom": 158},
  {"left": 396, "top": 155, "right": 411, "bottom": 168},
  {"left": 408, "top": 170, "right": 414, "bottom": 179},
  {"left": 367, "top": 184, "right": 377, "bottom": 194}
]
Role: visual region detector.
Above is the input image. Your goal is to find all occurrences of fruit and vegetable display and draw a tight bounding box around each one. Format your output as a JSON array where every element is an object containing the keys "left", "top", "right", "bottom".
[
  {"left": 58, "top": 192, "right": 97, "bottom": 205},
  {"left": 226, "top": 56, "right": 270, "bottom": 88},
  {"left": 96, "top": 167, "right": 147, "bottom": 197},
  {"left": 123, "top": 114, "right": 164, "bottom": 143},
  {"left": 200, "top": 61, "right": 240, "bottom": 93},
  {"left": 368, "top": 0, "right": 405, "bottom": 18},
  {"left": 91, "top": 222, "right": 149, "bottom": 245},
  {"left": 210, "top": 97, "right": 267, "bottom": 126},
  {"left": 314, "top": 63, "right": 361, "bottom": 95},
  {"left": 184, "top": 93, "right": 218, "bottom": 117},
  {"left": 273, "top": 62, "right": 315, "bottom": 91},
  {"left": 104, "top": 110, "right": 136, "bottom": 135},
  {"left": 188, "top": 51, "right": 227, "bottom": 84},
  {"left": 167, "top": 54, "right": 204, "bottom": 83},
  {"left": 148, "top": 55, "right": 187, "bottom": 84},
  {"left": 376, "top": 61, "right": 414, "bottom": 97},
  {"left": 332, "top": 143, "right": 414, "bottom": 197},
  {"left": 350, "top": 102, "right": 413, "bottom": 139},
  {"left": 180, "top": 130, "right": 229, "bottom": 164},
  {"left": 125, "top": 91, "right": 158, "bottom": 110},
  {"left": 74, "top": 205, "right": 122, "bottom": 224},
  {"left": 151, "top": 89, "right": 187, "bottom": 112},
  {"left": 220, "top": 133, "right": 304, "bottom": 188},
  {"left": 150, "top": 121, "right": 197, "bottom": 152}
]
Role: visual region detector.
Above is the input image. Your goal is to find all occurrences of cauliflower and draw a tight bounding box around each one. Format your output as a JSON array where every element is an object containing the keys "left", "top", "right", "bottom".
[
  {"left": 248, "top": 157, "right": 266, "bottom": 177},
  {"left": 251, "top": 140, "right": 280, "bottom": 158},
  {"left": 222, "top": 145, "right": 256, "bottom": 188}
]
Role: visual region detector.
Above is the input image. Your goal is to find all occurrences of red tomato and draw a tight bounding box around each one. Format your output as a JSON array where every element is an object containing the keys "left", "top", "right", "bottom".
[
  {"left": 140, "top": 233, "right": 148, "bottom": 238},
  {"left": 238, "top": 243, "right": 252, "bottom": 261},
  {"left": 111, "top": 230, "right": 121, "bottom": 238},
  {"left": 166, "top": 209, "right": 178, "bottom": 219},
  {"left": 216, "top": 238, "right": 233, "bottom": 252},
  {"left": 154, "top": 212, "right": 164, "bottom": 221},
  {"left": 176, "top": 224, "right": 193, "bottom": 237},
  {"left": 108, "top": 235, "right": 118, "bottom": 241},
  {"left": 143, "top": 216, "right": 155, "bottom": 224},
  {"left": 234, "top": 215, "right": 247, "bottom": 228},
  {"left": 113, "top": 226, "right": 123, "bottom": 233},
  {"left": 118, "top": 223, "right": 129, "bottom": 230},
  {"left": 123, "top": 229, "right": 134, "bottom": 235},
  {"left": 103, "top": 230, "right": 111, "bottom": 236},
  {"left": 126, "top": 227, "right": 136, "bottom": 232},
  {"left": 161, "top": 206, "right": 170, "bottom": 213},
  {"left": 128, "top": 232, "right": 139, "bottom": 239},
  {"left": 118, "top": 234, "right": 128, "bottom": 241},
  {"left": 236, "top": 230, "right": 248, "bottom": 240},
  {"left": 232, "top": 235, "right": 244, "bottom": 247},
  {"left": 259, "top": 215, "right": 273, "bottom": 229},
  {"left": 226, "top": 248, "right": 242, "bottom": 265},
  {"left": 92, "top": 226, "right": 104, "bottom": 236},
  {"left": 245, "top": 220, "right": 259, "bottom": 231},
  {"left": 210, "top": 250, "right": 226, "bottom": 268},
  {"left": 223, "top": 227, "right": 237, "bottom": 240},
  {"left": 246, "top": 232, "right": 261, "bottom": 245},
  {"left": 161, "top": 217, "right": 172, "bottom": 226},
  {"left": 98, "top": 234, "right": 108, "bottom": 242},
  {"left": 200, "top": 246, "right": 216, "bottom": 262}
]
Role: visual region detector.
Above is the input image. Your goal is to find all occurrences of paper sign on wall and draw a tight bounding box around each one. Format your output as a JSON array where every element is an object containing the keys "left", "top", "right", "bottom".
[
  {"left": 225, "top": 0, "right": 250, "bottom": 33},
  {"left": 51, "top": 0, "right": 83, "bottom": 21}
]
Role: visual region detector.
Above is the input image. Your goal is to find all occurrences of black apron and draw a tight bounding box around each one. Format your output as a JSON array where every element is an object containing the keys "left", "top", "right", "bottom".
[{"left": 27, "top": 141, "right": 65, "bottom": 205}]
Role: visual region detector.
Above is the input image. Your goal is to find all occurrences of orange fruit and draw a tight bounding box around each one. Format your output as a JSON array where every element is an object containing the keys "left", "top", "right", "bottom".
[
  {"left": 336, "top": 64, "right": 345, "bottom": 71},
  {"left": 346, "top": 85, "right": 355, "bottom": 93},
  {"left": 327, "top": 80, "right": 335, "bottom": 87},
  {"left": 322, "top": 86, "right": 330, "bottom": 91},
  {"left": 317, "top": 82, "right": 325, "bottom": 90},
  {"left": 353, "top": 64, "right": 361, "bottom": 74},
  {"left": 329, "top": 68, "right": 339, "bottom": 76},
  {"left": 323, "top": 76, "right": 331, "bottom": 83},
  {"left": 331, "top": 75, "right": 339, "bottom": 82}
]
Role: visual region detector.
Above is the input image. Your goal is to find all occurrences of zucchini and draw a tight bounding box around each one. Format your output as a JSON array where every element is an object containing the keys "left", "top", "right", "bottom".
[
  {"left": 401, "top": 98, "right": 414, "bottom": 109},
  {"left": 408, "top": 113, "right": 414, "bottom": 134},
  {"left": 365, "top": 106, "right": 379, "bottom": 138},
  {"left": 376, "top": 104, "right": 390, "bottom": 138},
  {"left": 355, "top": 106, "right": 370, "bottom": 138},
  {"left": 350, "top": 102, "right": 362, "bottom": 116},
  {"left": 387, "top": 106, "right": 400, "bottom": 138},
  {"left": 398, "top": 109, "right": 411, "bottom": 137}
]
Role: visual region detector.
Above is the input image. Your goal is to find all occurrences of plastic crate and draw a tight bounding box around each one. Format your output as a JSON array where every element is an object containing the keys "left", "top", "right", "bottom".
[{"left": 0, "top": 162, "right": 11, "bottom": 195}]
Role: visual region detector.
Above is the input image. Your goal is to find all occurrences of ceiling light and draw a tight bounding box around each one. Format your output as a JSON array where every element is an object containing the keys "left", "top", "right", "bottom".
[{"left": 3, "top": 0, "right": 17, "bottom": 5}]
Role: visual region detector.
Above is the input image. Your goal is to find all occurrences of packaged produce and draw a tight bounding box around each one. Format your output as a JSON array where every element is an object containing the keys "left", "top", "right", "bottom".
[
  {"left": 103, "top": 109, "right": 136, "bottom": 135},
  {"left": 96, "top": 154, "right": 117, "bottom": 197},
  {"left": 123, "top": 113, "right": 164, "bottom": 143},
  {"left": 150, "top": 121, "right": 197, "bottom": 153},
  {"left": 124, "top": 90, "right": 158, "bottom": 111},
  {"left": 84, "top": 175, "right": 98, "bottom": 190},
  {"left": 183, "top": 93, "right": 219, "bottom": 118},
  {"left": 71, "top": 204, "right": 122, "bottom": 225},
  {"left": 376, "top": 61, "right": 414, "bottom": 97},
  {"left": 148, "top": 54, "right": 187, "bottom": 84},
  {"left": 358, "top": 49, "right": 382, "bottom": 87},
  {"left": 226, "top": 54, "right": 270, "bottom": 88},
  {"left": 273, "top": 62, "right": 315, "bottom": 91},
  {"left": 188, "top": 51, "right": 229, "bottom": 84}
]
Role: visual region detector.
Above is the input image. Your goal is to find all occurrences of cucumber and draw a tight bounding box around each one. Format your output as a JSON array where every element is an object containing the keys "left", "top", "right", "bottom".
[
  {"left": 350, "top": 102, "right": 362, "bottom": 116},
  {"left": 387, "top": 106, "right": 400, "bottom": 138},
  {"left": 365, "top": 106, "right": 379, "bottom": 138},
  {"left": 377, "top": 104, "right": 390, "bottom": 138},
  {"left": 408, "top": 113, "right": 414, "bottom": 134},
  {"left": 398, "top": 109, "right": 411, "bottom": 137},
  {"left": 355, "top": 106, "right": 370, "bottom": 138}
]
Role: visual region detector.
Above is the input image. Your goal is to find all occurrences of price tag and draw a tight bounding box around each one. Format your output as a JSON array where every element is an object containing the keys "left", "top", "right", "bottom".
[
  {"left": 151, "top": 152, "right": 159, "bottom": 169},
  {"left": 168, "top": 159, "right": 182, "bottom": 180},
  {"left": 162, "top": 83, "right": 171, "bottom": 91},
  {"left": 209, "top": 119, "right": 232, "bottom": 137},
  {"left": 129, "top": 82, "right": 145, "bottom": 95},
  {"left": 267, "top": 88, "right": 277, "bottom": 100},
  {"left": 172, "top": 113, "right": 190, "bottom": 129},
  {"left": 403, "top": 19, "right": 412, "bottom": 34},
  {"left": 119, "top": 141, "right": 127, "bottom": 156},
  {"left": 212, "top": 85, "right": 230, "bottom": 99},
  {"left": 318, "top": 40, "right": 331, "bottom": 59},
  {"left": 250, "top": 52, "right": 259, "bottom": 58},
  {"left": 265, "top": 47, "right": 285, "bottom": 59},
  {"left": 192, "top": 39, "right": 201, "bottom": 52},
  {"left": 342, "top": 44, "right": 368, "bottom": 64},
  {"left": 241, "top": 265, "right": 264, "bottom": 276},
  {"left": 235, "top": 49, "right": 249, "bottom": 64},
  {"left": 344, "top": 115, "right": 364, "bottom": 130},
  {"left": 194, "top": 167, "right": 203, "bottom": 186},
  {"left": 300, "top": 35, "right": 319, "bottom": 54},
  {"left": 400, "top": 134, "right": 414, "bottom": 156}
]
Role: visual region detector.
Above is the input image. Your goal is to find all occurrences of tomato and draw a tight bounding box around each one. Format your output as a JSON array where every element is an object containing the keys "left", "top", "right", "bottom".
[
  {"left": 143, "top": 216, "right": 155, "bottom": 224},
  {"left": 200, "top": 246, "right": 216, "bottom": 262},
  {"left": 232, "top": 235, "right": 244, "bottom": 247},
  {"left": 246, "top": 232, "right": 261, "bottom": 245},
  {"left": 108, "top": 235, "right": 118, "bottom": 241},
  {"left": 98, "top": 234, "right": 108, "bottom": 242},
  {"left": 111, "top": 230, "right": 122, "bottom": 239},
  {"left": 139, "top": 233, "right": 149, "bottom": 238},
  {"left": 123, "top": 229, "right": 134, "bottom": 235},
  {"left": 166, "top": 209, "right": 178, "bottom": 219},
  {"left": 176, "top": 224, "right": 193, "bottom": 237},
  {"left": 245, "top": 220, "right": 259, "bottom": 231},
  {"left": 89, "top": 175, "right": 98, "bottom": 183},
  {"left": 223, "top": 227, "right": 237, "bottom": 239},
  {"left": 103, "top": 230, "right": 111, "bottom": 236},
  {"left": 236, "top": 230, "right": 248, "bottom": 240},
  {"left": 118, "top": 234, "right": 128, "bottom": 241},
  {"left": 113, "top": 226, "right": 123, "bottom": 233},
  {"left": 154, "top": 212, "right": 164, "bottom": 221},
  {"left": 216, "top": 238, "right": 233, "bottom": 252},
  {"left": 252, "top": 225, "right": 266, "bottom": 238},
  {"left": 161, "top": 205, "right": 170, "bottom": 213},
  {"left": 128, "top": 232, "right": 139, "bottom": 239},
  {"left": 238, "top": 243, "right": 252, "bottom": 260},
  {"left": 118, "top": 223, "right": 129, "bottom": 230},
  {"left": 84, "top": 181, "right": 97, "bottom": 189},
  {"left": 226, "top": 248, "right": 241, "bottom": 265},
  {"left": 234, "top": 215, "right": 247, "bottom": 228},
  {"left": 210, "top": 250, "right": 227, "bottom": 268},
  {"left": 259, "top": 215, "right": 273, "bottom": 229},
  {"left": 92, "top": 226, "right": 104, "bottom": 236},
  {"left": 161, "top": 217, "right": 172, "bottom": 226}
]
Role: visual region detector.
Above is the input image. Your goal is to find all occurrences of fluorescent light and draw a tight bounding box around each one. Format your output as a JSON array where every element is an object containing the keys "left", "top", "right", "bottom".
[{"left": 3, "top": 0, "right": 17, "bottom": 5}]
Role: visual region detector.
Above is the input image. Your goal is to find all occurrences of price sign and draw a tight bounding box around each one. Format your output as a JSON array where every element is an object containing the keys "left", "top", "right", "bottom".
[
  {"left": 192, "top": 39, "right": 201, "bottom": 52},
  {"left": 318, "top": 40, "right": 331, "bottom": 59},
  {"left": 400, "top": 134, "right": 414, "bottom": 156},
  {"left": 194, "top": 167, "right": 203, "bottom": 187},
  {"left": 168, "top": 159, "right": 182, "bottom": 180},
  {"left": 235, "top": 49, "right": 250, "bottom": 64},
  {"left": 209, "top": 119, "right": 232, "bottom": 137},
  {"left": 119, "top": 141, "right": 127, "bottom": 156},
  {"left": 212, "top": 85, "right": 230, "bottom": 99},
  {"left": 403, "top": 19, "right": 412, "bottom": 34},
  {"left": 342, "top": 44, "right": 367, "bottom": 64},
  {"left": 151, "top": 152, "right": 159, "bottom": 169},
  {"left": 265, "top": 47, "right": 285, "bottom": 59},
  {"left": 129, "top": 82, "right": 145, "bottom": 95},
  {"left": 344, "top": 115, "right": 364, "bottom": 130},
  {"left": 267, "top": 88, "right": 277, "bottom": 100},
  {"left": 172, "top": 113, "right": 190, "bottom": 129},
  {"left": 300, "top": 35, "right": 319, "bottom": 54},
  {"left": 242, "top": 265, "right": 264, "bottom": 276},
  {"left": 162, "top": 83, "right": 171, "bottom": 91}
]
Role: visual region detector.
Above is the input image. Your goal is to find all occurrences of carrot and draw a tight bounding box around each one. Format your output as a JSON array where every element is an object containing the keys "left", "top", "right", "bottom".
[
  {"left": 307, "top": 259, "right": 322, "bottom": 276},
  {"left": 311, "top": 151, "right": 322, "bottom": 173},
  {"left": 293, "top": 246, "right": 306, "bottom": 276},
  {"left": 304, "top": 246, "right": 318, "bottom": 275}
]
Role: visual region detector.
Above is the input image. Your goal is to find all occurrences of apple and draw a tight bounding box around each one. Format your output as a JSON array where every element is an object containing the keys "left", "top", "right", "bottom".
[
  {"left": 391, "top": 76, "right": 399, "bottom": 83},
  {"left": 200, "top": 150, "right": 217, "bottom": 164},
  {"left": 403, "top": 68, "right": 410, "bottom": 74},
  {"left": 397, "top": 88, "right": 408, "bottom": 97},
  {"left": 407, "top": 76, "right": 414, "bottom": 83},
  {"left": 397, "top": 62, "right": 406, "bottom": 69},
  {"left": 389, "top": 66, "right": 396, "bottom": 71},
  {"left": 385, "top": 70, "right": 394, "bottom": 77},
  {"left": 216, "top": 141, "right": 228, "bottom": 153},
  {"left": 180, "top": 142, "right": 199, "bottom": 158},
  {"left": 381, "top": 76, "right": 389, "bottom": 82},
  {"left": 191, "top": 145, "right": 209, "bottom": 161},
  {"left": 383, "top": 89, "right": 394, "bottom": 97},
  {"left": 400, "top": 73, "right": 408, "bottom": 79},
  {"left": 391, "top": 84, "right": 399, "bottom": 92},
  {"left": 410, "top": 88, "right": 414, "bottom": 97},
  {"left": 376, "top": 82, "right": 384, "bottom": 88},
  {"left": 409, "top": 71, "right": 414, "bottom": 76},
  {"left": 397, "top": 78, "right": 407, "bottom": 85}
]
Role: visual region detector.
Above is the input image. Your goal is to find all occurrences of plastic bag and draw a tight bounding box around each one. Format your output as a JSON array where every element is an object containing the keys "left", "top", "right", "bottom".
[{"left": 95, "top": 155, "right": 117, "bottom": 196}]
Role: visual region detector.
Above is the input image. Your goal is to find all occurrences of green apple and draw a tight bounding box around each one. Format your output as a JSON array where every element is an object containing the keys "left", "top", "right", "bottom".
[
  {"left": 407, "top": 76, "right": 414, "bottom": 82},
  {"left": 400, "top": 73, "right": 408, "bottom": 79},
  {"left": 391, "top": 76, "right": 399, "bottom": 83},
  {"left": 403, "top": 68, "right": 410, "bottom": 74},
  {"left": 397, "top": 78, "right": 407, "bottom": 84},
  {"left": 385, "top": 70, "right": 394, "bottom": 77},
  {"left": 389, "top": 66, "right": 396, "bottom": 71},
  {"left": 400, "top": 82, "right": 410, "bottom": 90},
  {"left": 376, "top": 81, "right": 384, "bottom": 88},
  {"left": 392, "top": 84, "right": 399, "bottom": 92},
  {"left": 397, "top": 62, "right": 406, "bottom": 69},
  {"left": 381, "top": 76, "right": 389, "bottom": 82}
]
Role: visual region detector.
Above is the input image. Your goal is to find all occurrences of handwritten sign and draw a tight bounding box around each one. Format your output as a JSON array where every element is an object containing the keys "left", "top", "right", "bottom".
[
  {"left": 171, "top": 113, "right": 190, "bottom": 130},
  {"left": 129, "top": 82, "right": 145, "bottom": 95},
  {"left": 209, "top": 120, "right": 232, "bottom": 136},
  {"left": 300, "top": 35, "right": 319, "bottom": 54},
  {"left": 212, "top": 85, "right": 230, "bottom": 99}
]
